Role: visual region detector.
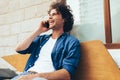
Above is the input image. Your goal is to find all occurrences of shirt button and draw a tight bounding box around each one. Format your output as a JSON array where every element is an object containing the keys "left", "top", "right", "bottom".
[
  {"left": 29, "top": 65, "right": 32, "bottom": 67},
  {"left": 36, "top": 55, "right": 38, "bottom": 58},
  {"left": 40, "top": 46, "right": 42, "bottom": 48}
]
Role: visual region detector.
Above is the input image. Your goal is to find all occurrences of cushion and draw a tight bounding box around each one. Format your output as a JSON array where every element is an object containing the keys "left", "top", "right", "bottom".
[
  {"left": 73, "top": 40, "right": 120, "bottom": 80},
  {"left": 2, "top": 54, "right": 30, "bottom": 72}
]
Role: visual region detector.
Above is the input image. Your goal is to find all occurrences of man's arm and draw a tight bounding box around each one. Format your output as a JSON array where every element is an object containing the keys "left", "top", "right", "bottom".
[
  {"left": 19, "top": 69, "right": 70, "bottom": 80},
  {"left": 37, "top": 69, "right": 70, "bottom": 80},
  {"left": 15, "top": 21, "right": 49, "bottom": 52}
]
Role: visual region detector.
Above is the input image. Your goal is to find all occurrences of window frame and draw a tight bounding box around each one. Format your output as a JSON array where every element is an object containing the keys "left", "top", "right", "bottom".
[{"left": 104, "top": 0, "right": 120, "bottom": 49}]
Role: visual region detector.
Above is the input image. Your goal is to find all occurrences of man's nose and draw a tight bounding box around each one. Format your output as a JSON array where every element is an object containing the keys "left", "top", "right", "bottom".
[{"left": 49, "top": 15, "right": 52, "bottom": 19}]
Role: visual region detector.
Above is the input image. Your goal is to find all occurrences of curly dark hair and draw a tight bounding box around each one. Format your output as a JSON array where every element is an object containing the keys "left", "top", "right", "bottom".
[{"left": 48, "top": 2, "right": 74, "bottom": 32}]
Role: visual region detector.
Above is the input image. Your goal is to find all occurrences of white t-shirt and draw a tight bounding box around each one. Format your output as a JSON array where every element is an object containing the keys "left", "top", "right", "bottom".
[{"left": 28, "top": 37, "right": 57, "bottom": 73}]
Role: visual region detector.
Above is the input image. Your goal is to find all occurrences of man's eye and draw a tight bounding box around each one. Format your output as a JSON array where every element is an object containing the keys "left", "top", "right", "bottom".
[
  {"left": 49, "top": 13, "right": 58, "bottom": 16},
  {"left": 52, "top": 13, "right": 57, "bottom": 16}
]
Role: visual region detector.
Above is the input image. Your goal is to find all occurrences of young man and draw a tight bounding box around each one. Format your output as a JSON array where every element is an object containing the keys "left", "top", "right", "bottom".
[{"left": 12, "top": 2, "right": 81, "bottom": 80}]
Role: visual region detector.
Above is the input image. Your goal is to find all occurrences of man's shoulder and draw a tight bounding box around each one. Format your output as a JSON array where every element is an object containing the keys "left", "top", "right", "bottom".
[
  {"left": 37, "top": 34, "right": 51, "bottom": 39},
  {"left": 32, "top": 34, "right": 51, "bottom": 43},
  {"left": 65, "top": 34, "right": 80, "bottom": 43}
]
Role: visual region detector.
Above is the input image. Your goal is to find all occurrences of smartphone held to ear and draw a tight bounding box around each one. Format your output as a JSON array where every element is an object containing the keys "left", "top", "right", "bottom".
[{"left": 44, "top": 22, "right": 49, "bottom": 28}]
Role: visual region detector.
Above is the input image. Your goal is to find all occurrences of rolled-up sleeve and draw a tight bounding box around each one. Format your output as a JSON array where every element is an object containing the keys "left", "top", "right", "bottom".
[{"left": 62, "top": 40, "right": 81, "bottom": 77}]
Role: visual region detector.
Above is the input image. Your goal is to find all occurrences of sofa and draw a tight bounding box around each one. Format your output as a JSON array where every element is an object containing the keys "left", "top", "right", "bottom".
[{"left": 2, "top": 40, "right": 120, "bottom": 80}]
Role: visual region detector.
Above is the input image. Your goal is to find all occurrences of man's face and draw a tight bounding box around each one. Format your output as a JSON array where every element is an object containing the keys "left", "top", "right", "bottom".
[{"left": 48, "top": 9, "right": 64, "bottom": 31}]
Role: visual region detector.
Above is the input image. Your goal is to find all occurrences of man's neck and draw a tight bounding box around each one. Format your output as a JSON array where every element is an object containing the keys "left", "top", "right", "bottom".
[{"left": 51, "top": 30, "right": 64, "bottom": 39}]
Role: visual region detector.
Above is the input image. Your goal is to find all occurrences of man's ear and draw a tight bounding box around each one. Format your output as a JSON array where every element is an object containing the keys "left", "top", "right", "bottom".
[{"left": 63, "top": 18, "right": 66, "bottom": 23}]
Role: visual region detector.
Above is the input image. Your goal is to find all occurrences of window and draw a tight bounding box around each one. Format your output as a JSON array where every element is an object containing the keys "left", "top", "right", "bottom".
[
  {"left": 67, "top": 0, "right": 105, "bottom": 43},
  {"left": 66, "top": 0, "right": 120, "bottom": 49}
]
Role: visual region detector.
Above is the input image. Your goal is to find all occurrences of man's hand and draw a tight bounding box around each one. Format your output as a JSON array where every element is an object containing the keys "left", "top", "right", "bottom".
[
  {"left": 35, "top": 20, "right": 50, "bottom": 35},
  {"left": 18, "top": 74, "right": 39, "bottom": 80}
]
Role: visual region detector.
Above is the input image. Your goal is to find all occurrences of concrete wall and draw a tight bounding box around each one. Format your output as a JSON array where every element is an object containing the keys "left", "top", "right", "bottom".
[{"left": 0, "top": 0, "right": 52, "bottom": 57}]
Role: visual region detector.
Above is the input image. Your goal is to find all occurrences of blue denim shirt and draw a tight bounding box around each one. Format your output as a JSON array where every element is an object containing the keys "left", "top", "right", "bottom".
[{"left": 17, "top": 33, "right": 81, "bottom": 77}]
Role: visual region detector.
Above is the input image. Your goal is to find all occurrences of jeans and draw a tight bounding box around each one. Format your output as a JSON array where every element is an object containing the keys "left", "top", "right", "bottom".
[{"left": 11, "top": 71, "right": 47, "bottom": 80}]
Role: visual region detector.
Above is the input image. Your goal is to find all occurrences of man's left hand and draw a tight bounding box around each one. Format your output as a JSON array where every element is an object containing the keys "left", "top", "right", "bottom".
[{"left": 18, "top": 74, "right": 38, "bottom": 80}]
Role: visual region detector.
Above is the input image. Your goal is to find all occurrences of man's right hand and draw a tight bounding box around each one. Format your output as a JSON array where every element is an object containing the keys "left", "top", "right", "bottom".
[{"left": 35, "top": 20, "right": 50, "bottom": 35}]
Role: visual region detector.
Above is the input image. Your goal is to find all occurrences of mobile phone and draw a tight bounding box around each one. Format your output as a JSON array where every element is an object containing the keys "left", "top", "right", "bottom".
[{"left": 44, "top": 22, "right": 49, "bottom": 28}]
